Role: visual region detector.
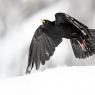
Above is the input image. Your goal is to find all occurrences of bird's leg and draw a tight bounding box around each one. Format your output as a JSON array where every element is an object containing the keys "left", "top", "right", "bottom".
[
  {"left": 77, "top": 36, "right": 86, "bottom": 50},
  {"left": 77, "top": 40, "right": 85, "bottom": 49}
]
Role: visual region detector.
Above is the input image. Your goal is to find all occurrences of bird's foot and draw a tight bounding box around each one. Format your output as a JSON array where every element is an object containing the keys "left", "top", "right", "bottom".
[{"left": 77, "top": 39, "right": 86, "bottom": 51}]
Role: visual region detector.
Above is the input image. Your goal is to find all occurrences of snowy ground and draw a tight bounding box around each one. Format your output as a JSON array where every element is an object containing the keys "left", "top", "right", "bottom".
[{"left": 0, "top": 66, "right": 95, "bottom": 95}]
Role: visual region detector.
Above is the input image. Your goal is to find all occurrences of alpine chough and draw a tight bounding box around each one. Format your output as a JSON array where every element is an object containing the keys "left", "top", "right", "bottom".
[{"left": 26, "top": 12, "right": 95, "bottom": 73}]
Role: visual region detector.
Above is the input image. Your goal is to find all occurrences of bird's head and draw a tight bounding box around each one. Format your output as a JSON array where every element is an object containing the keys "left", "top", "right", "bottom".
[{"left": 41, "top": 19, "right": 51, "bottom": 27}]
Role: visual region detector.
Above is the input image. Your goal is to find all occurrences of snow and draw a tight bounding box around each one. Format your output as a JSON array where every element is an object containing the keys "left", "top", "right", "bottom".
[{"left": 0, "top": 66, "right": 95, "bottom": 95}]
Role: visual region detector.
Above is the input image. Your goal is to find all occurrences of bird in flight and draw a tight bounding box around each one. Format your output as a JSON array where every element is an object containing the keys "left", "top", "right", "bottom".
[{"left": 26, "top": 12, "right": 95, "bottom": 73}]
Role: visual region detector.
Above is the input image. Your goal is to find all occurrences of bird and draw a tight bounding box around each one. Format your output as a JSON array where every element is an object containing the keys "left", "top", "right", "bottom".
[{"left": 26, "top": 12, "right": 95, "bottom": 73}]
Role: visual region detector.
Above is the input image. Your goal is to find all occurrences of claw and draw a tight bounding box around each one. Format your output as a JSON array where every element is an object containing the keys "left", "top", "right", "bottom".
[{"left": 77, "top": 39, "right": 86, "bottom": 50}]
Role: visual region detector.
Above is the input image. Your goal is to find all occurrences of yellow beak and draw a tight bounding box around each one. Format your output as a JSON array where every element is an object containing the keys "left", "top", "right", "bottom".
[{"left": 41, "top": 19, "right": 45, "bottom": 24}]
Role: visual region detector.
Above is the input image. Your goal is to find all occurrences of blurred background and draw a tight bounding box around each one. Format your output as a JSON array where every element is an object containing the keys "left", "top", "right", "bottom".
[{"left": 0, "top": 0, "right": 95, "bottom": 78}]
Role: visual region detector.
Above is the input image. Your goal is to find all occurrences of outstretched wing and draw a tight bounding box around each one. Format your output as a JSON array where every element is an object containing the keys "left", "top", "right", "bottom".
[
  {"left": 61, "top": 13, "right": 95, "bottom": 58},
  {"left": 64, "top": 13, "right": 91, "bottom": 37},
  {"left": 55, "top": 13, "right": 95, "bottom": 58},
  {"left": 55, "top": 13, "right": 91, "bottom": 38},
  {"left": 65, "top": 13, "right": 88, "bottom": 29},
  {"left": 26, "top": 25, "right": 62, "bottom": 73}
]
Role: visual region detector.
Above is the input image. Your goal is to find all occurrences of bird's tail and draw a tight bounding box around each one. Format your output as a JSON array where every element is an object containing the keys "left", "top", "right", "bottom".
[{"left": 70, "top": 29, "right": 95, "bottom": 58}]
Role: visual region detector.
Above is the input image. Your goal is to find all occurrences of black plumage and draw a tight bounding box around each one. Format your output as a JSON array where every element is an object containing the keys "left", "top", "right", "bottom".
[{"left": 26, "top": 12, "right": 95, "bottom": 73}]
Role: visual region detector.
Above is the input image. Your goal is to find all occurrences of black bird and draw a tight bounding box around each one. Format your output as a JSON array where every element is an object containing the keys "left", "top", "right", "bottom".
[{"left": 26, "top": 12, "right": 95, "bottom": 73}]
